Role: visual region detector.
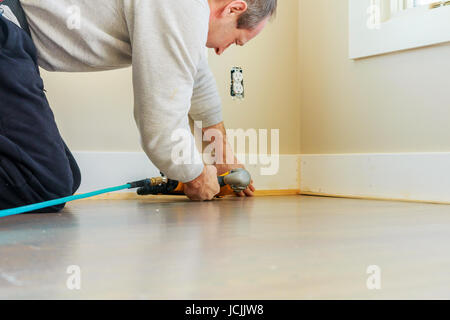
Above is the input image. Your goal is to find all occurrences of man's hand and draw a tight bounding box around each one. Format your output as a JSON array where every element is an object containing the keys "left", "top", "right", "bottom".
[
  {"left": 202, "top": 122, "right": 255, "bottom": 198},
  {"left": 215, "top": 161, "right": 256, "bottom": 197},
  {"left": 184, "top": 165, "right": 220, "bottom": 201}
]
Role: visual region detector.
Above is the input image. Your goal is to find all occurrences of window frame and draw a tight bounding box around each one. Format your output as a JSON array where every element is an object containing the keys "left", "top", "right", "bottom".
[{"left": 349, "top": 0, "right": 450, "bottom": 59}]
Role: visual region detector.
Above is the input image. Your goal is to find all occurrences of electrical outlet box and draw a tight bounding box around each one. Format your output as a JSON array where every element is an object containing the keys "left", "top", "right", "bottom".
[{"left": 231, "top": 67, "right": 244, "bottom": 100}]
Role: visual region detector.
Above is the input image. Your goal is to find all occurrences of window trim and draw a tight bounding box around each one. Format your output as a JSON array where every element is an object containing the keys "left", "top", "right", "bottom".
[{"left": 349, "top": 0, "right": 450, "bottom": 59}]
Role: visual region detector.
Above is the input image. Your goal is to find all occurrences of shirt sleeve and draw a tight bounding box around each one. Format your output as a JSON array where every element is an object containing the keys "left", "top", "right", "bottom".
[
  {"left": 189, "top": 55, "right": 223, "bottom": 128},
  {"left": 128, "top": 0, "right": 209, "bottom": 183}
]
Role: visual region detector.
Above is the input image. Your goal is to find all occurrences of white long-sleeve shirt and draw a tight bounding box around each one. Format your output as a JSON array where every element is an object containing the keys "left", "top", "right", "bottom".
[{"left": 19, "top": 0, "right": 223, "bottom": 182}]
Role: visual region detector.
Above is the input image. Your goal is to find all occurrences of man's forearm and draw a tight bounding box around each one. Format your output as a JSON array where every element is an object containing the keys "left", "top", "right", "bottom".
[
  {"left": 202, "top": 121, "right": 237, "bottom": 165},
  {"left": 202, "top": 122, "right": 254, "bottom": 196}
]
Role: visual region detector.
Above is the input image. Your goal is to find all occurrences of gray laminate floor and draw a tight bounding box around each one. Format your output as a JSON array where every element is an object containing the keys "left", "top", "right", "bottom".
[{"left": 1, "top": 195, "right": 450, "bottom": 299}]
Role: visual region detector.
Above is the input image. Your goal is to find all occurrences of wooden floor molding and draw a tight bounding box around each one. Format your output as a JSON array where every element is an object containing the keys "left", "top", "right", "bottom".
[
  {"left": 300, "top": 191, "right": 450, "bottom": 205},
  {"left": 78, "top": 190, "right": 450, "bottom": 205},
  {"left": 79, "top": 189, "right": 301, "bottom": 200}
]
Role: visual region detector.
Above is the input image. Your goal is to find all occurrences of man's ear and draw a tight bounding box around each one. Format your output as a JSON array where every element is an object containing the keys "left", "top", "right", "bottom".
[{"left": 222, "top": 0, "right": 248, "bottom": 18}]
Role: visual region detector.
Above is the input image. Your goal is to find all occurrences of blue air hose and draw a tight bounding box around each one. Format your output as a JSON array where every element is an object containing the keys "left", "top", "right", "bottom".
[{"left": 0, "top": 178, "right": 155, "bottom": 218}]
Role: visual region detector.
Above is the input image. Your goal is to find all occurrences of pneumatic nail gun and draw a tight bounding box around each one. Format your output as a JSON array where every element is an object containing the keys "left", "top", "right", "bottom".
[{"left": 136, "top": 168, "right": 252, "bottom": 198}]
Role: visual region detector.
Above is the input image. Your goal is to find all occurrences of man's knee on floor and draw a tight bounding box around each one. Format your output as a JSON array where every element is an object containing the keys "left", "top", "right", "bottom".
[
  {"left": 42, "top": 171, "right": 77, "bottom": 200},
  {"left": 34, "top": 203, "right": 66, "bottom": 214},
  {"left": 0, "top": 179, "right": 67, "bottom": 213},
  {"left": 25, "top": 173, "right": 74, "bottom": 213},
  {"left": 0, "top": 162, "right": 75, "bottom": 211}
]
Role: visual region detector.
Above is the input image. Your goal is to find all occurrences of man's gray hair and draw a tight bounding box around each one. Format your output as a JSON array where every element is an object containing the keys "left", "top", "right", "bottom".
[{"left": 237, "top": 0, "right": 277, "bottom": 30}]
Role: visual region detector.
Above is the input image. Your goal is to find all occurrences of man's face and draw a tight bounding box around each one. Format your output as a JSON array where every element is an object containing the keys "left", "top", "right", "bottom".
[{"left": 207, "top": 1, "right": 269, "bottom": 55}]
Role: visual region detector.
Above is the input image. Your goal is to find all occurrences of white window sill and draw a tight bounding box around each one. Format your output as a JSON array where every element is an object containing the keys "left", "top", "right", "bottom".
[{"left": 349, "top": 0, "right": 450, "bottom": 59}]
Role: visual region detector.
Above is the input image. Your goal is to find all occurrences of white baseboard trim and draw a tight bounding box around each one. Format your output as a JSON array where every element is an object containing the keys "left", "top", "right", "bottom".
[
  {"left": 73, "top": 152, "right": 450, "bottom": 203},
  {"left": 300, "top": 153, "right": 450, "bottom": 204},
  {"left": 73, "top": 152, "right": 300, "bottom": 194}
]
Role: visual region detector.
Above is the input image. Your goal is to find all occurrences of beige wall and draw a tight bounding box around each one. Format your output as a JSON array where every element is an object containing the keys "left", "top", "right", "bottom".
[
  {"left": 208, "top": 0, "right": 300, "bottom": 154},
  {"left": 42, "top": 68, "right": 139, "bottom": 152},
  {"left": 39, "top": 1, "right": 450, "bottom": 156},
  {"left": 42, "top": 0, "right": 300, "bottom": 155},
  {"left": 299, "top": 0, "right": 450, "bottom": 154}
]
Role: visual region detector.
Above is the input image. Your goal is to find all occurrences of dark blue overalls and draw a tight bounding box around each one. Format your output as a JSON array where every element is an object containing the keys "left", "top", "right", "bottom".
[{"left": 0, "top": 2, "right": 81, "bottom": 212}]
